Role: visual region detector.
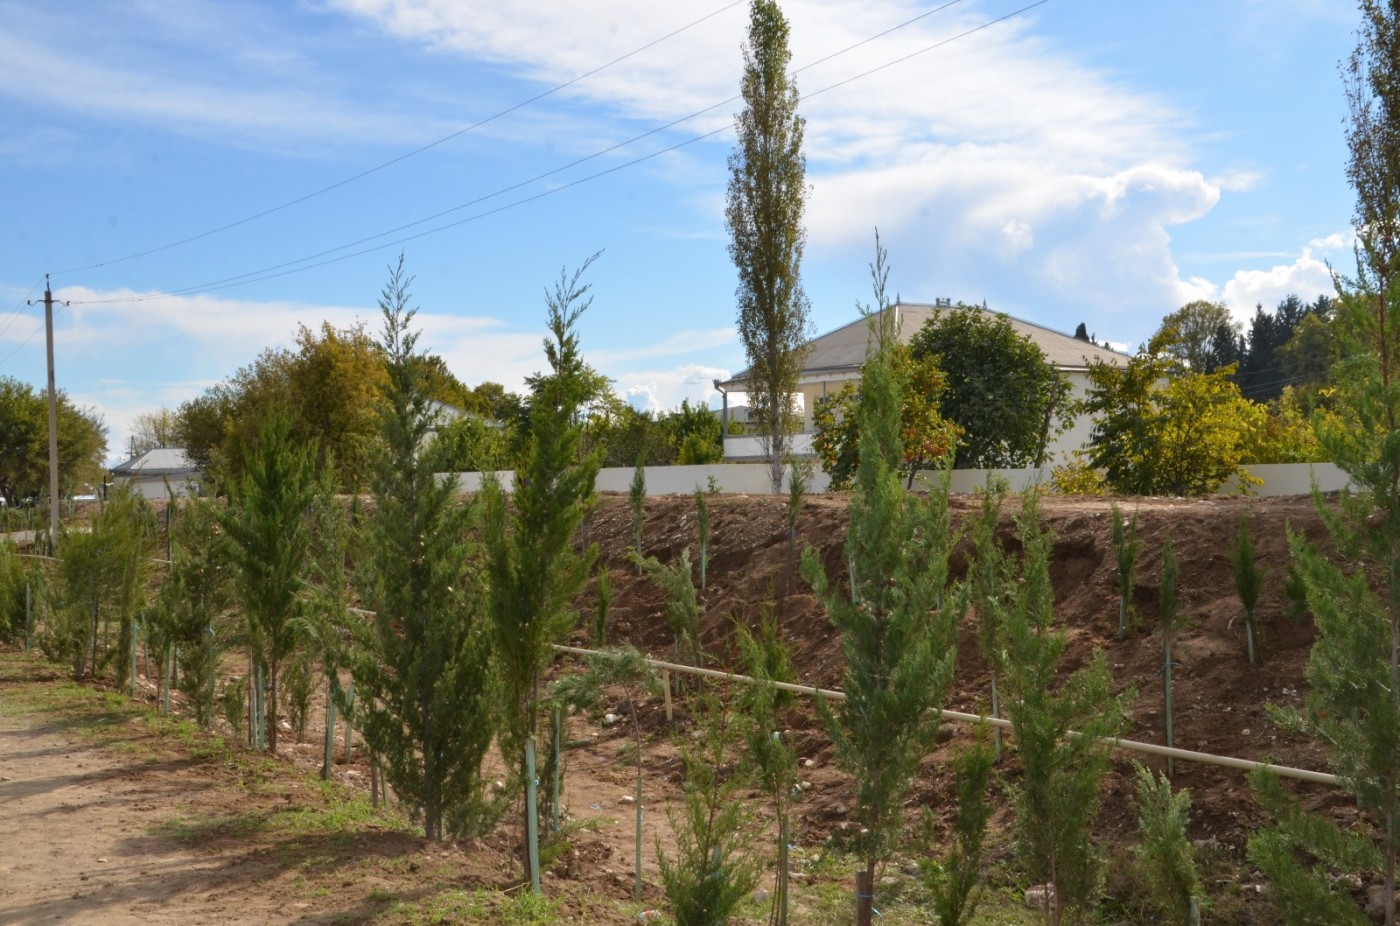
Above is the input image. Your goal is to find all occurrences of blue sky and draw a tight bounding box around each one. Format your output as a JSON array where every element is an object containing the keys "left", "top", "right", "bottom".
[{"left": 0, "top": 0, "right": 1361, "bottom": 463}]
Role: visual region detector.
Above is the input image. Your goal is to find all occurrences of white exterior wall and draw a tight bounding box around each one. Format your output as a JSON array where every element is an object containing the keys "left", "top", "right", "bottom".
[
  {"left": 112, "top": 475, "right": 199, "bottom": 500},
  {"left": 449, "top": 461, "right": 1348, "bottom": 498}
]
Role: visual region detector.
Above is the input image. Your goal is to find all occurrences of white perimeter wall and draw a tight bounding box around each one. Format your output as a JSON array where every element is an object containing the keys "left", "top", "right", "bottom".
[{"left": 449, "top": 461, "right": 1351, "bottom": 498}]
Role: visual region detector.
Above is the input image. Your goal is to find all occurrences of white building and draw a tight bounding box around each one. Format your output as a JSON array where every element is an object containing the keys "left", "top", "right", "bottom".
[
  {"left": 108, "top": 448, "right": 202, "bottom": 500},
  {"left": 713, "top": 301, "right": 1130, "bottom": 464}
]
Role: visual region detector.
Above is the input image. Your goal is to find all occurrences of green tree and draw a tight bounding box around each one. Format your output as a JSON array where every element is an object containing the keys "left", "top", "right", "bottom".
[
  {"left": 220, "top": 405, "right": 320, "bottom": 753},
  {"left": 1249, "top": 9, "right": 1400, "bottom": 917},
  {"left": 1229, "top": 516, "right": 1266, "bottom": 665},
  {"left": 726, "top": 0, "right": 811, "bottom": 495},
  {"left": 1133, "top": 762, "right": 1202, "bottom": 926},
  {"left": 128, "top": 409, "right": 180, "bottom": 456},
  {"left": 1154, "top": 300, "right": 1242, "bottom": 373},
  {"left": 485, "top": 258, "right": 600, "bottom": 875},
  {"left": 736, "top": 610, "right": 799, "bottom": 926},
  {"left": 1001, "top": 492, "right": 1128, "bottom": 925},
  {"left": 811, "top": 341, "right": 958, "bottom": 490},
  {"left": 629, "top": 453, "right": 646, "bottom": 568},
  {"left": 54, "top": 487, "right": 152, "bottom": 682},
  {"left": 908, "top": 303, "right": 1070, "bottom": 468},
  {"left": 919, "top": 731, "right": 996, "bottom": 926},
  {"left": 659, "top": 696, "right": 761, "bottom": 926},
  {"left": 1084, "top": 334, "right": 1267, "bottom": 495},
  {"left": 0, "top": 376, "right": 107, "bottom": 504},
  {"left": 800, "top": 241, "right": 962, "bottom": 926},
  {"left": 632, "top": 548, "right": 702, "bottom": 674},
  {"left": 155, "top": 498, "right": 236, "bottom": 728},
  {"left": 351, "top": 260, "right": 496, "bottom": 841},
  {"left": 1111, "top": 502, "right": 1141, "bottom": 639}
]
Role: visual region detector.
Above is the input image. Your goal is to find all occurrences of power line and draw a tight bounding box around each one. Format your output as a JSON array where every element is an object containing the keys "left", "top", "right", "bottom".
[
  {"left": 49, "top": 0, "right": 746, "bottom": 277},
  {"left": 0, "top": 279, "right": 44, "bottom": 341},
  {"left": 66, "top": 0, "right": 1046, "bottom": 306}
]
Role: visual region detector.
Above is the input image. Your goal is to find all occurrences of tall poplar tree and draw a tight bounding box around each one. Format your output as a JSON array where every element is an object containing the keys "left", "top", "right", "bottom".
[
  {"left": 485, "top": 258, "right": 601, "bottom": 872},
  {"left": 352, "top": 259, "right": 496, "bottom": 841},
  {"left": 801, "top": 240, "right": 962, "bottom": 926},
  {"left": 726, "top": 0, "right": 811, "bottom": 494}
]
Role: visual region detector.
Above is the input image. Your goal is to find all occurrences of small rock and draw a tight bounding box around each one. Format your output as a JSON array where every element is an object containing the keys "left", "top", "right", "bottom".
[
  {"left": 802, "top": 758, "right": 816, "bottom": 768},
  {"left": 752, "top": 890, "right": 771, "bottom": 904},
  {"left": 603, "top": 713, "right": 620, "bottom": 727},
  {"left": 96, "top": 858, "right": 107, "bottom": 863},
  {"left": 834, "top": 803, "right": 849, "bottom": 815},
  {"left": 935, "top": 723, "right": 955, "bottom": 744},
  {"left": 620, "top": 794, "right": 636, "bottom": 805},
  {"left": 1367, "top": 884, "right": 1396, "bottom": 921},
  {"left": 1242, "top": 728, "right": 1252, "bottom": 736},
  {"left": 1025, "top": 884, "right": 1055, "bottom": 909},
  {"left": 797, "top": 780, "right": 812, "bottom": 791}
]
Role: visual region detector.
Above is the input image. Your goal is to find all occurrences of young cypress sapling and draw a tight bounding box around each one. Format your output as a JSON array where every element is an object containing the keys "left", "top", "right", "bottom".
[
  {"left": 631, "top": 548, "right": 703, "bottom": 676},
  {"left": 1111, "top": 501, "right": 1141, "bottom": 639},
  {"left": 919, "top": 729, "right": 995, "bottom": 926},
  {"left": 220, "top": 408, "right": 319, "bottom": 753},
  {"left": 1132, "top": 761, "right": 1202, "bottom": 926},
  {"left": 660, "top": 693, "right": 761, "bottom": 926},
  {"left": 629, "top": 453, "right": 646, "bottom": 572},
  {"left": 592, "top": 562, "right": 612, "bottom": 647},
  {"left": 800, "top": 235, "right": 963, "bottom": 926},
  {"left": 1001, "top": 491, "right": 1129, "bottom": 926},
  {"left": 485, "top": 256, "right": 601, "bottom": 877},
  {"left": 693, "top": 485, "right": 711, "bottom": 592},
  {"left": 969, "top": 480, "right": 1007, "bottom": 758},
  {"left": 736, "top": 611, "right": 800, "bottom": 926},
  {"left": 1228, "top": 515, "right": 1265, "bottom": 665},
  {"left": 350, "top": 259, "right": 497, "bottom": 841},
  {"left": 1159, "top": 538, "right": 1181, "bottom": 779},
  {"left": 784, "top": 455, "right": 812, "bottom": 595}
]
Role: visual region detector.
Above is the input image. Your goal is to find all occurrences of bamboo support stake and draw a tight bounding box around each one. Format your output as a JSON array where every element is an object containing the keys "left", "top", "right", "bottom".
[
  {"left": 551, "top": 708, "right": 563, "bottom": 836},
  {"left": 662, "top": 670, "right": 673, "bottom": 722},
  {"left": 343, "top": 682, "right": 356, "bottom": 763}
]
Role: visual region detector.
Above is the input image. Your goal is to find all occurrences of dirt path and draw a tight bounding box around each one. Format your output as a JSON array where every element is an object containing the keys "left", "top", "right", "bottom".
[{"left": 0, "top": 715, "right": 263, "bottom": 926}]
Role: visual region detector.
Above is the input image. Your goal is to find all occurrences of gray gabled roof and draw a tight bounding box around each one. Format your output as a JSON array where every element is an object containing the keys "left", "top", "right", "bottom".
[
  {"left": 717, "top": 302, "right": 1130, "bottom": 390},
  {"left": 109, "top": 448, "right": 199, "bottom": 477}
]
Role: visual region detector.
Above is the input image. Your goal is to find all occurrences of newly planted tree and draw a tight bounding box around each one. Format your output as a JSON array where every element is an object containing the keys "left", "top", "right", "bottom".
[
  {"left": 1159, "top": 538, "right": 1183, "bottom": 779},
  {"left": 693, "top": 485, "right": 711, "bottom": 592},
  {"left": 221, "top": 405, "right": 320, "bottom": 753},
  {"left": 969, "top": 480, "right": 1007, "bottom": 757},
  {"left": 351, "top": 260, "right": 497, "bottom": 841},
  {"left": 629, "top": 453, "right": 646, "bottom": 571},
  {"left": 736, "top": 612, "right": 800, "bottom": 926},
  {"left": 1001, "top": 492, "right": 1129, "bottom": 926},
  {"left": 919, "top": 730, "right": 995, "bottom": 926},
  {"left": 660, "top": 694, "right": 761, "bottom": 926},
  {"left": 1229, "top": 515, "right": 1266, "bottom": 665},
  {"left": 1254, "top": 9, "right": 1400, "bottom": 924},
  {"left": 631, "top": 547, "right": 703, "bottom": 676},
  {"left": 784, "top": 455, "right": 811, "bottom": 594},
  {"left": 1110, "top": 502, "right": 1141, "bottom": 639},
  {"left": 801, "top": 240, "right": 962, "bottom": 926},
  {"left": 485, "top": 258, "right": 600, "bottom": 875},
  {"left": 1133, "top": 762, "right": 1202, "bottom": 926}
]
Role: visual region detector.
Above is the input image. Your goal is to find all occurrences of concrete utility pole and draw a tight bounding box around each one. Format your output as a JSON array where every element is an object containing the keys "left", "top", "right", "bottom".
[{"left": 28, "top": 276, "right": 61, "bottom": 546}]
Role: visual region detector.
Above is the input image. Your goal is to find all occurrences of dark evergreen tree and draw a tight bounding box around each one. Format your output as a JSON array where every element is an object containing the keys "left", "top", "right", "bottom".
[
  {"left": 220, "top": 407, "right": 319, "bottom": 753},
  {"left": 800, "top": 238, "right": 962, "bottom": 926},
  {"left": 351, "top": 259, "right": 496, "bottom": 840},
  {"left": 485, "top": 258, "right": 601, "bottom": 872}
]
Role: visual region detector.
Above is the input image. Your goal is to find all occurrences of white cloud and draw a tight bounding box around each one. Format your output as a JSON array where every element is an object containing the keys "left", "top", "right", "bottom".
[{"left": 612, "top": 364, "right": 731, "bottom": 413}]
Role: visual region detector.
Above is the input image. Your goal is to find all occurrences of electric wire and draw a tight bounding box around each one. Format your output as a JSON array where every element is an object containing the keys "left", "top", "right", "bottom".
[
  {"left": 63, "top": 0, "right": 978, "bottom": 299},
  {"left": 0, "top": 279, "right": 44, "bottom": 341},
  {"left": 66, "top": 0, "right": 1047, "bottom": 306},
  {"left": 49, "top": 0, "right": 746, "bottom": 277}
]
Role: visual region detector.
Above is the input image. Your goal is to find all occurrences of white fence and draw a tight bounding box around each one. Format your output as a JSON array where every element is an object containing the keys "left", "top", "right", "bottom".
[{"left": 449, "top": 461, "right": 1350, "bottom": 497}]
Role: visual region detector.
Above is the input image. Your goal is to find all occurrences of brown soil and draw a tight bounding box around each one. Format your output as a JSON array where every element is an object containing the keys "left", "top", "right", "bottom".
[{"left": 0, "top": 492, "right": 1355, "bottom": 923}]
